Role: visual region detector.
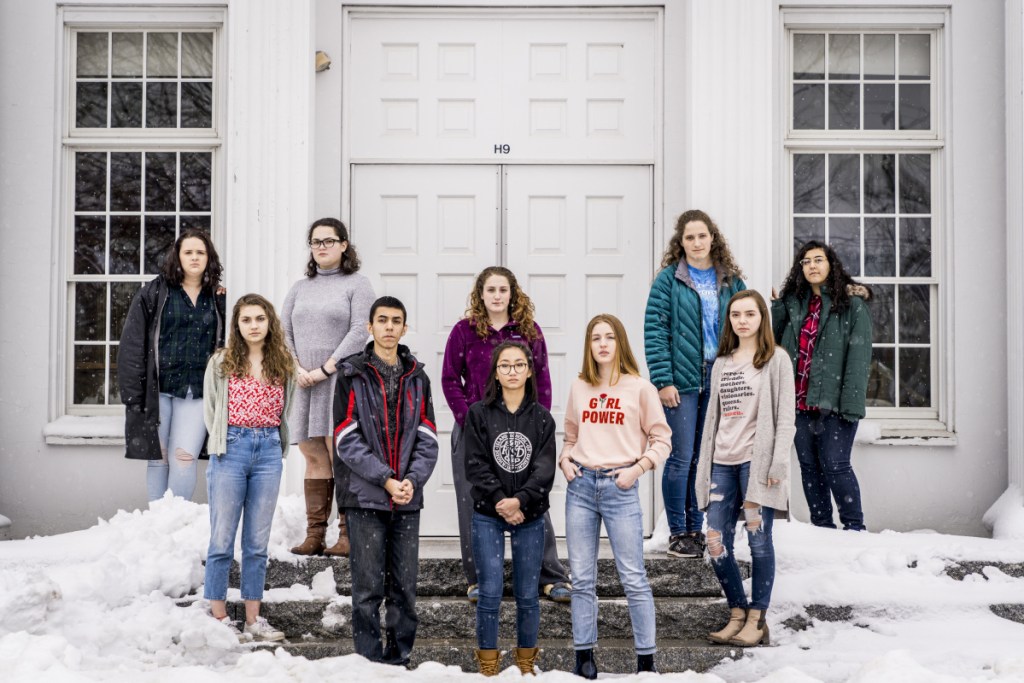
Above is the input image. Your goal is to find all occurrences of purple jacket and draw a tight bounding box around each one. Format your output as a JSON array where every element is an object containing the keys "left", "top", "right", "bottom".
[{"left": 441, "top": 318, "right": 552, "bottom": 426}]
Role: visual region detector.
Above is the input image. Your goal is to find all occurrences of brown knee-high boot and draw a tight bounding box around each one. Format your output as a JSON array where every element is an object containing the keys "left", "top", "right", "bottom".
[
  {"left": 323, "top": 479, "right": 349, "bottom": 557},
  {"left": 290, "top": 478, "right": 331, "bottom": 555}
]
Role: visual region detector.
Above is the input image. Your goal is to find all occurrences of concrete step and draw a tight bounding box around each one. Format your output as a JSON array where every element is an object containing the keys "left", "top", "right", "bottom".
[
  {"left": 225, "top": 595, "right": 731, "bottom": 642},
  {"left": 258, "top": 637, "right": 743, "bottom": 674},
  {"left": 232, "top": 555, "right": 741, "bottom": 598}
]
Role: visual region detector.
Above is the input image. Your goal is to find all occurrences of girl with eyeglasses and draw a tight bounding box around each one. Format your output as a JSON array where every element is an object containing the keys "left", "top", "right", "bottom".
[
  {"left": 772, "top": 241, "right": 872, "bottom": 531},
  {"left": 463, "top": 342, "right": 556, "bottom": 676},
  {"left": 282, "top": 217, "right": 375, "bottom": 556}
]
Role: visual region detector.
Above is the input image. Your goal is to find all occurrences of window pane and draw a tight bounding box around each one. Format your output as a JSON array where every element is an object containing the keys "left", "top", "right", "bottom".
[
  {"left": 75, "top": 152, "right": 107, "bottom": 211},
  {"left": 900, "top": 217, "right": 931, "bottom": 277},
  {"left": 181, "top": 215, "right": 211, "bottom": 233},
  {"left": 110, "top": 152, "right": 142, "bottom": 212},
  {"left": 899, "top": 34, "right": 930, "bottom": 80},
  {"left": 794, "top": 217, "right": 825, "bottom": 253},
  {"left": 111, "top": 282, "right": 141, "bottom": 341},
  {"left": 899, "top": 83, "right": 930, "bottom": 130},
  {"left": 181, "top": 82, "right": 213, "bottom": 128},
  {"left": 864, "top": 34, "right": 895, "bottom": 79},
  {"left": 77, "top": 32, "right": 108, "bottom": 77},
  {"left": 112, "top": 33, "right": 143, "bottom": 77},
  {"left": 111, "top": 82, "right": 143, "bottom": 128},
  {"left": 899, "top": 348, "right": 931, "bottom": 407},
  {"left": 182, "top": 33, "right": 213, "bottom": 78},
  {"left": 146, "top": 82, "right": 178, "bottom": 128},
  {"left": 108, "top": 345, "right": 121, "bottom": 405},
  {"left": 866, "top": 347, "right": 895, "bottom": 407},
  {"left": 870, "top": 284, "right": 895, "bottom": 344},
  {"left": 864, "top": 83, "right": 895, "bottom": 130},
  {"left": 794, "top": 154, "right": 825, "bottom": 213},
  {"left": 900, "top": 154, "right": 931, "bottom": 214},
  {"left": 794, "top": 84, "right": 825, "bottom": 129},
  {"left": 180, "top": 153, "right": 212, "bottom": 212},
  {"left": 828, "top": 84, "right": 859, "bottom": 130},
  {"left": 829, "top": 217, "right": 860, "bottom": 276},
  {"left": 74, "top": 345, "right": 106, "bottom": 405},
  {"left": 864, "top": 217, "right": 895, "bottom": 277},
  {"left": 828, "top": 34, "right": 859, "bottom": 80},
  {"left": 74, "top": 216, "right": 106, "bottom": 275},
  {"left": 75, "top": 282, "right": 107, "bottom": 341},
  {"left": 829, "top": 154, "right": 859, "bottom": 213},
  {"left": 76, "top": 82, "right": 108, "bottom": 128},
  {"left": 146, "top": 152, "right": 177, "bottom": 212},
  {"left": 864, "top": 154, "right": 895, "bottom": 214},
  {"left": 110, "top": 215, "right": 142, "bottom": 275},
  {"left": 147, "top": 32, "right": 178, "bottom": 77},
  {"left": 793, "top": 33, "right": 825, "bottom": 79},
  {"left": 899, "top": 284, "right": 930, "bottom": 344},
  {"left": 144, "top": 215, "right": 177, "bottom": 274}
]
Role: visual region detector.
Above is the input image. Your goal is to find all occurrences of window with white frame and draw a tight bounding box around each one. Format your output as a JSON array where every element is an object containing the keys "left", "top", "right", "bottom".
[
  {"left": 65, "top": 15, "right": 221, "bottom": 414},
  {"left": 786, "top": 20, "right": 943, "bottom": 421}
]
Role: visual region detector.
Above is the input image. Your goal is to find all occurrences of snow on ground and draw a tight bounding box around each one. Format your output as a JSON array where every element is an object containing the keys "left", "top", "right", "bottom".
[{"left": 1, "top": 495, "right": 1024, "bottom": 682}]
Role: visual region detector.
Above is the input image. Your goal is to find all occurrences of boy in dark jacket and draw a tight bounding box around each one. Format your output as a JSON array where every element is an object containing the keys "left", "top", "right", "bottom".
[{"left": 333, "top": 296, "right": 438, "bottom": 667}]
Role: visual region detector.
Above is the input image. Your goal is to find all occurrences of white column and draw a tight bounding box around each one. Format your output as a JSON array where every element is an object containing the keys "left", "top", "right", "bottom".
[{"left": 1006, "top": 0, "right": 1024, "bottom": 492}]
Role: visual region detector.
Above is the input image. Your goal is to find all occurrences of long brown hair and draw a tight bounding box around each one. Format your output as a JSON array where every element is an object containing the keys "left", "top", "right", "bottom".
[
  {"left": 482, "top": 342, "right": 538, "bottom": 405},
  {"left": 579, "top": 313, "right": 640, "bottom": 386},
  {"left": 717, "top": 290, "right": 776, "bottom": 369},
  {"left": 659, "top": 209, "right": 745, "bottom": 280},
  {"left": 161, "top": 229, "right": 223, "bottom": 290},
  {"left": 465, "top": 266, "right": 538, "bottom": 342},
  {"left": 219, "top": 293, "right": 295, "bottom": 385}
]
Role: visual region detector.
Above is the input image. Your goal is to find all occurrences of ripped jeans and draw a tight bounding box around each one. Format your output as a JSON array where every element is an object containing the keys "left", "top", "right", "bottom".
[
  {"left": 705, "top": 461, "right": 775, "bottom": 611},
  {"left": 147, "top": 390, "right": 207, "bottom": 501}
]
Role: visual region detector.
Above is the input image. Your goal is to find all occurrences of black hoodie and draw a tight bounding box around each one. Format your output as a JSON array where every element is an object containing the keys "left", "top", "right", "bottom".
[{"left": 464, "top": 396, "right": 556, "bottom": 524}]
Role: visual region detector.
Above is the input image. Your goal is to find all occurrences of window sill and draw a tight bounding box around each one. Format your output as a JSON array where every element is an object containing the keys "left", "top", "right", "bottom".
[
  {"left": 855, "top": 420, "right": 957, "bottom": 447},
  {"left": 43, "top": 415, "right": 125, "bottom": 446}
]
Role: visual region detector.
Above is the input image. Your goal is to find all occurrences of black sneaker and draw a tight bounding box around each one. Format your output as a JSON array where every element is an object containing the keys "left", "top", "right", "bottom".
[
  {"left": 689, "top": 531, "right": 707, "bottom": 556},
  {"left": 667, "top": 533, "right": 701, "bottom": 558}
]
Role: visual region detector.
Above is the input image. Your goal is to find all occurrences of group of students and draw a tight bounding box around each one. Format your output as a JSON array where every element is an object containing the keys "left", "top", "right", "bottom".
[{"left": 116, "top": 208, "right": 872, "bottom": 675}]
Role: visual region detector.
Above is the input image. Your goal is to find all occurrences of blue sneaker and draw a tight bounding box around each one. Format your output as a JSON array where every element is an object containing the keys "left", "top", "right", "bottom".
[{"left": 544, "top": 582, "right": 572, "bottom": 603}]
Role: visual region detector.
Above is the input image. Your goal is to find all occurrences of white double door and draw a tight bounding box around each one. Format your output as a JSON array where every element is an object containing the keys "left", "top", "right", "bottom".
[{"left": 351, "top": 163, "right": 654, "bottom": 536}]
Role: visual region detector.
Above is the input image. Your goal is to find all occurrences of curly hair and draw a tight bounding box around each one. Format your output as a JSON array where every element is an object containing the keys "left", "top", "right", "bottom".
[
  {"left": 779, "top": 240, "right": 871, "bottom": 313},
  {"left": 219, "top": 293, "right": 295, "bottom": 385},
  {"left": 305, "top": 217, "right": 361, "bottom": 277},
  {"left": 465, "top": 266, "right": 538, "bottom": 342},
  {"left": 659, "top": 209, "right": 745, "bottom": 280},
  {"left": 161, "top": 229, "right": 223, "bottom": 290}
]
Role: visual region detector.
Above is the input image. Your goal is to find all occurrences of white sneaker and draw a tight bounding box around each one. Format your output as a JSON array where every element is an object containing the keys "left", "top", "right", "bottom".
[
  {"left": 214, "top": 615, "right": 250, "bottom": 643},
  {"left": 243, "top": 616, "right": 285, "bottom": 642}
]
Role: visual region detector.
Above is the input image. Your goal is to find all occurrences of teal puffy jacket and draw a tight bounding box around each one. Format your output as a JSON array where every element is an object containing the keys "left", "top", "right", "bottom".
[
  {"left": 644, "top": 263, "right": 746, "bottom": 393},
  {"left": 771, "top": 288, "right": 872, "bottom": 421}
]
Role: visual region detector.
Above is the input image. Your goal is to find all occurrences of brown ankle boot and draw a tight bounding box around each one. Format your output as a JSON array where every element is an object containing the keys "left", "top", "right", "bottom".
[
  {"left": 475, "top": 648, "right": 500, "bottom": 676},
  {"left": 709, "top": 607, "right": 747, "bottom": 644},
  {"left": 290, "top": 479, "right": 331, "bottom": 555},
  {"left": 324, "top": 497, "right": 350, "bottom": 557},
  {"left": 729, "top": 608, "right": 770, "bottom": 647},
  {"left": 513, "top": 646, "right": 539, "bottom": 675}
]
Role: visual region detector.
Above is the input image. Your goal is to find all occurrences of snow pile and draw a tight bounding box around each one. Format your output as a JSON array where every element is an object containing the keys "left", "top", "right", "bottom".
[{"left": 984, "top": 485, "right": 1024, "bottom": 540}]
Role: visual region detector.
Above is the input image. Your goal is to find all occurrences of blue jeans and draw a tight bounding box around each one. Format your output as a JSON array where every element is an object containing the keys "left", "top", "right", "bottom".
[
  {"left": 705, "top": 461, "right": 775, "bottom": 611},
  {"left": 794, "top": 411, "right": 864, "bottom": 531},
  {"left": 472, "top": 512, "right": 544, "bottom": 649},
  {"left": 148, "top": 390, "right": 207, "bottom": 501},
  {"left": 204, "top": 426, "right": 283, "bottom": 602},
  {"left": 347, "top": 508, "right": 421, "bottom": 667},
  {"left": 662, "top": 360, "right": 713, "bottom": 536},
  {"left": 565, "top": 466, "right": 656, "bottom": 655}
]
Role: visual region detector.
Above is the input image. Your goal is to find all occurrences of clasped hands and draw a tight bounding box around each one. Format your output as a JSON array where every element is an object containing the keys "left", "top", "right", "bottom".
[
  {"left": 296, "top": 358, "right": 337, "bottom": 389},
  {"left": 384, "top": 478, "right": 415, "bottom": 506},
  {"left": 495, "top": 497, "right": 525, "bottom": 525}
]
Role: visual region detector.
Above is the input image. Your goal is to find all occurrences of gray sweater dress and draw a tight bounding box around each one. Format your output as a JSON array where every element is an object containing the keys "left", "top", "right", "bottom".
[{"left": 282, "top": 268, "right": 375, "bottom": 442}]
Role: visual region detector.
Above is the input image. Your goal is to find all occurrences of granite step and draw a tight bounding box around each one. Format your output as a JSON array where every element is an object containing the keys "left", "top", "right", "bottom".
[
  {"left": 258, "top": 637, "right": 743, "bottom": 674},
  {"left": 225, "top": 595, "right": 731, "bottom": 642}
]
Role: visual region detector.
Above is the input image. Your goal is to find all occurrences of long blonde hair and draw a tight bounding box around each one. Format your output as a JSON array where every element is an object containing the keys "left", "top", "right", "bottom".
[
  {"left": 219, "top": 293, "right": 295, "bottom": 385},
  {"left": 464, "top": 266, "right": 538, "bottom": 341},
  {"left": 578, "top": 313, "right": 640, "bottom": 386}
]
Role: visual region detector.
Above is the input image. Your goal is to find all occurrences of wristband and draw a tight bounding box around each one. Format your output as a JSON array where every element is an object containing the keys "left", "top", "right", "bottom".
[{"left": 320, "top": 364, "right": 331, "bottom": 376}]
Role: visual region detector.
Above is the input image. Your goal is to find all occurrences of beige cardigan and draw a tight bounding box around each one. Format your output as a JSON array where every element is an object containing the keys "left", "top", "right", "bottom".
[
  {"left": 695, "top": 347, "right": 796, "bottom": 512},
  {"left": 203, "top": 351, "right": 296, "bottom": 457}
]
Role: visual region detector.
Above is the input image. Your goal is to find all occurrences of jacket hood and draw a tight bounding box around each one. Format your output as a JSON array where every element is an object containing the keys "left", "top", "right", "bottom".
[
  {"left": 343, "top": 342, "right": 424, "bottom": 378},
  {"left": 672, "top": 260, "right": 737, "bottom": 290}
]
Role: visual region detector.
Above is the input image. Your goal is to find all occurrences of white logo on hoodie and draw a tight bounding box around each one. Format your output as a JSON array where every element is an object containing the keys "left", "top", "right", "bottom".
[{"left": 493, "top": 432, "right": 532, "bottom": 473}]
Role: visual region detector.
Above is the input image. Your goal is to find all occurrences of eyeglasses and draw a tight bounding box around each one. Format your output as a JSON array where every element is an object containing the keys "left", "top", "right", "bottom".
[
  {"left": 309, "top": 238, "right": 341, "bottom": 249},
  {"left": 497, "top": 362, "right": 529, "bottom": 375},
  {"left": 800, "top": 256, "right": 827, "bottom": 267}
]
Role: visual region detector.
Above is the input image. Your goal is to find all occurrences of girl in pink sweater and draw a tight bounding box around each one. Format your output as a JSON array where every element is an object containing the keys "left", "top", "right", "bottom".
[{"left": 559, "top": 314, "right": 671, "bottom": 678}]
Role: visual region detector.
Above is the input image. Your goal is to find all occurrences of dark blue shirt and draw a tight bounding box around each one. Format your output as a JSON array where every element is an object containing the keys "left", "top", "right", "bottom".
[{"left": 158, "top": 286, "right": 217, "bottom": 398}]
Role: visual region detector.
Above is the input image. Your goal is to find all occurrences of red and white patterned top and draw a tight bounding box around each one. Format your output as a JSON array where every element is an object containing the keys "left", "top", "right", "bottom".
[{"left": 228, "top": 375, "right": 285, "bottom": 427}]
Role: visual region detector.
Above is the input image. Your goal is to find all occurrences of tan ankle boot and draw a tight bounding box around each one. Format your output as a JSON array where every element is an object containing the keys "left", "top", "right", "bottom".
[
  {"left": 709, "top": 607, "right": 747, "bottom": 644},
  {"left": 324, "top": 505, "right": 350, "bottom": 557},
  {"left": 290, "top": 479, "right": 331, "bottom": 555},
  {"left": 729, "top": 608, "right": 770, "bottom": 647},
  {"left": 475, "top": 649, "right": 500, "bottom": 676},
  {"left": 513, "top": 647, "right": 539, "bottom": 675}
]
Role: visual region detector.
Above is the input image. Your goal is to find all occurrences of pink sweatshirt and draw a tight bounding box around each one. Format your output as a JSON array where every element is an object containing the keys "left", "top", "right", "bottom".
[{"left": 560, "top": 374, "right": 672, "bottom": 469}]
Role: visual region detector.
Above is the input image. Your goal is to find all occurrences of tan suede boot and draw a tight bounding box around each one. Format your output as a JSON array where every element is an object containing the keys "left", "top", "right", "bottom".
[
  {"left": 513, "top": 647, "right": 539, "bottom": 675},
  {"left": 708, "top": 607, "right": 747, "bottom": 644},
  {"left": 290, "top": 479, "right": 331, "bottom": 555},
  {"left": 475, "top": 649, "right": 501, "bottom": 676},
  {"left": 729, "top": 608, "right": 770, "bottom": 647},
  {"left": 324, "top": 502, "right": 350, "bottom": 557}
]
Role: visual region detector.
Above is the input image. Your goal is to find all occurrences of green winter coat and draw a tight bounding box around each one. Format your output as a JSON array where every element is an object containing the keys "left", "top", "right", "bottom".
[
  {"left": 771, "top": 288, "right": 872, "bottom": 422},
  {"left": 644, "top": 262, "right": 746, "bottom": 393}
]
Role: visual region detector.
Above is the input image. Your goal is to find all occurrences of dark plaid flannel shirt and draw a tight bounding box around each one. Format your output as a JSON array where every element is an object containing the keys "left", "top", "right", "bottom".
[
  {"left": 158, "top": 286, "right": 217, "bottom": 398},
  {"left": 795, "top": 295, "right": 822, "bottom": 411}
]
